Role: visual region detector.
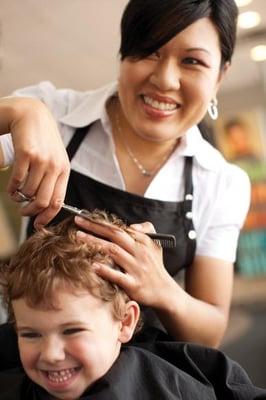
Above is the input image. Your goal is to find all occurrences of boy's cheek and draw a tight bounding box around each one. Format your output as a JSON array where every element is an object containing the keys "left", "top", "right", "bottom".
[{"left": 18, "top": 342, "right": 35, "bottom": 370}]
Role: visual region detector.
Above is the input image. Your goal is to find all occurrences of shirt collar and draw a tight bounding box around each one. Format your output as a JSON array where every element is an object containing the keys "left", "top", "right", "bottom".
[
  {"left": 59, "top": 81, "right": 118, "bottom": 128},
  {"left": 177, "top": 125, "right": 225, "bottom": 171},
  {"left": 60, "top": 81, "right": 224, "bottom": 172}
]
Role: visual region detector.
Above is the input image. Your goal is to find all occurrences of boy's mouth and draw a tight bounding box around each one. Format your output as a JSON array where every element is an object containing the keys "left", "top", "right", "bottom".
[{"left": 42, "top": 366, "right": 81, "bottom": 386}]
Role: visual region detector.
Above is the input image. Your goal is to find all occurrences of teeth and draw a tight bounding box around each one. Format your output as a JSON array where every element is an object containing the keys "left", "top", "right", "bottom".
[
  {"left": 47, "top": 368, "right": 77, "bottom": 383},
  {"left": 143, "top": 95, "right": 177, "bottom": 111}
]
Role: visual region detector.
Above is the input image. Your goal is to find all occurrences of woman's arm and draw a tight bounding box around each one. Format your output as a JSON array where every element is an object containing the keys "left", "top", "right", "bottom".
[
  {"left": 0, "top": 97, "right": 70, "bottom": 227},
  {"left": 74, "top": 217, "right": 233, "bottom": 348},
  {"left": 155, "top": 255, "right": 233, "bottom": 347}
]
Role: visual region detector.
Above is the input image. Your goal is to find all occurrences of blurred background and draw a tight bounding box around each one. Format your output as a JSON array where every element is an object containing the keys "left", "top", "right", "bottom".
[{"left": 0, "top": 0, "right": 265, "bottom": 387}]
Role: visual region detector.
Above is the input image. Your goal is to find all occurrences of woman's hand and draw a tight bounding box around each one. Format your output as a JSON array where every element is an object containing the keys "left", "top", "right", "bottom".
[
  {"left": 75, "top": 216, "right": 173, "bottom": 307},
  {"left": 0, "top": 97, "right": 70, "bottom": 227}
]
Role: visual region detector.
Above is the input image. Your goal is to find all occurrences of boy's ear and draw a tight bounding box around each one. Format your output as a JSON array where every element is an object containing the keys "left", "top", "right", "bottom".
[{"left": 118, "top": 301, "right": 140, "bottom": 343}]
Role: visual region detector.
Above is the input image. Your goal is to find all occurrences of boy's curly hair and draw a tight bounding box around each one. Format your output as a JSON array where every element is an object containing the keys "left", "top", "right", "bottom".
[{"left": 0, "top": 210, "right": 141, "bottom": 331}]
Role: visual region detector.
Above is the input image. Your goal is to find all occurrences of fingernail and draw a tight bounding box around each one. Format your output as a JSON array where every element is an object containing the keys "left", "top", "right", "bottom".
[
  {"left": 34, "top": 223, "right": 44, "bottom": 231},
  {"left": 76, "top": 230, "right": 86, "bottom": 239},
  {"left": 75, "top": 216, "right": 85, "bottom": 224},
  {"left": 92, "top": 263, "right": 101, "bottom": 272}
]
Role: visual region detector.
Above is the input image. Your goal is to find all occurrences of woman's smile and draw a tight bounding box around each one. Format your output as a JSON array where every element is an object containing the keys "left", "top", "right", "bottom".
[{"left": 140, "top": 92, "right": 180, "bottom": 119}]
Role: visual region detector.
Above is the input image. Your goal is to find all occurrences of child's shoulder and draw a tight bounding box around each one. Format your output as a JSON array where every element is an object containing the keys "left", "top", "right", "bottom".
[{"left": 0, "top": 368, "right": 28, "bottom": 399}]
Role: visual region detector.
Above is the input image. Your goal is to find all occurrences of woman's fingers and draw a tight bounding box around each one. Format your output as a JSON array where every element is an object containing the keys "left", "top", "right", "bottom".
[
  {"left": 93, "top": 263, "right": 134, "bottom": 292},
  {"left": 75, "top": 217, "right": 163, "bottom": 269},
  {"left": 33, "top": 171, "right": 69, "bottom": 227},
  {"left": 7, "top": 155, "right": 31, "bottom": 196},
  {"left": 19, "top": 167, "right": 67, "bottom": 224},
  {"left": 76, "top": 230, "right": 136, "bottom": 272},
  {"left": 6, "top": 97, "right": 70, "bottom": 225},
  {"left": 129, "top": 221, "right": 157, "bottom": 233},
  {"left": 75, "top": 218, "right": 167, "bottom": 305},
  {"left": 75, "top": 216, "right": 137, "bottom": 255},
  {"left": 75, "top": 216, "right": 162, "bottom": 260}
]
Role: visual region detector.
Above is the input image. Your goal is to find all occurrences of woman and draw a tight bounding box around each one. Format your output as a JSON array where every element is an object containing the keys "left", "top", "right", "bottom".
[{"left": 0, "top": 0, "right": 250, "bottom": 347}]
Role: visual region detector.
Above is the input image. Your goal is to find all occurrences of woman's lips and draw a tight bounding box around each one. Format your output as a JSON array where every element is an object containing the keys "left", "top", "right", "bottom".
[
  {"left": 143, "top": 95, "right": 177, "bottom": 111},
  {"left": 141, "top": 94, "right": 180, "bottom": 118}
]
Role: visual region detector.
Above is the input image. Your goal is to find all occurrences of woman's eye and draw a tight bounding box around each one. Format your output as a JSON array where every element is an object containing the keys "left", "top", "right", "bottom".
[
  {"left": 63, "top": 328, "right": 84, "bottom": 335},
  {"left": 183, "top": 57, "right": 205, "bottom": 66}
]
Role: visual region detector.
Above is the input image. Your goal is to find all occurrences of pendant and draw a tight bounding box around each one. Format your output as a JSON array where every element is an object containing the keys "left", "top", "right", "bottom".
[{"left": 141, "top": 169, "right": 152, "bottom": 177}]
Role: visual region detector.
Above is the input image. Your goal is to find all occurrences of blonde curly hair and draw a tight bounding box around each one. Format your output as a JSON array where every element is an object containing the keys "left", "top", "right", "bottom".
[{"left": 0, "top": 210, "right": 141, "bottom": 331}]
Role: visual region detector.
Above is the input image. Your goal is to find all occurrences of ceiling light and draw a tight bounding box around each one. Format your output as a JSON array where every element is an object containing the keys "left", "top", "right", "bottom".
[
  {"left": 235, "top": 0, "right": 253, "bottom": 7},
  {"left": 238, "top": 11, "right": 261, "bottom": 29},
  {"left": 250, "top": 45, "right": 266, "bottom": 62}
]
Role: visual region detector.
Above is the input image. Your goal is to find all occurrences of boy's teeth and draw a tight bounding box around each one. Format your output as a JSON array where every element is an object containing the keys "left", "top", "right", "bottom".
[
  {"left": 143, "top": 95, "right": 177, "bottom": 111},
  {"left": 47, "top": 368, "right": 77, "bottom": 383}
]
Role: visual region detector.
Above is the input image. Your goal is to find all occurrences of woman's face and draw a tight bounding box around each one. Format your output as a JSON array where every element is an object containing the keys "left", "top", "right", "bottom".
[{"left": 118, "top": 17, "right": 228, "bottom": 142}]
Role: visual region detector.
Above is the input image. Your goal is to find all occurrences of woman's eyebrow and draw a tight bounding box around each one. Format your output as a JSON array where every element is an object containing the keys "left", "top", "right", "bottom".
[{"left": 186, "top": 47, "right": 211, "bottom": 55}]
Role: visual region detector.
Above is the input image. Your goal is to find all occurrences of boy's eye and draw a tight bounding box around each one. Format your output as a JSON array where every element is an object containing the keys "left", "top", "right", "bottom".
[
  {"left": 63, "top": 328, "right": 85, "bottom": 335},
  {"left": 19, "top": 332, "right": 41, "bottom": 339}
]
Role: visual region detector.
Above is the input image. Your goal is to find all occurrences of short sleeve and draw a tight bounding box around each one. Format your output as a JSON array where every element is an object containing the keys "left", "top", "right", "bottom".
[
  {"left": 0, "top": 134, "right": 14, "bottom": 167},
  {"left": 196, "top": 164, "right": 251, "bottom": 262}
]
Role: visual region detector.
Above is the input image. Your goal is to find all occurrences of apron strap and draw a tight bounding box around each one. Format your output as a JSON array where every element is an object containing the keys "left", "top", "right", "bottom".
[
  {"left": 66, "top": 125, "right": 92, "bottom": 161},
  {"left": 183, "top": 157, "right": 194, "bottom": 214},
  {"left": 183, "top": 156, "right": 197, "bottom": 247},
  {"left": 184, "top": 156, "right": 193, "bottom": 198}
]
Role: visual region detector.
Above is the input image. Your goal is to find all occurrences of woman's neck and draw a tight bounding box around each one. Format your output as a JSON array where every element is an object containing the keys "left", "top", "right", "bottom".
[{"left": 107, "top": 97, "right": 179, "bottom": 178}]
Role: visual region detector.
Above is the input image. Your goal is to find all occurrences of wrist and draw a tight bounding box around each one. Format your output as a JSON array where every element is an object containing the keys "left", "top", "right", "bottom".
[
  {"left": 9, "top": 97, "right": 46, "bottom": 130},
  {"left": 152, "top": 274, "right": 186, "bottom": 314}
]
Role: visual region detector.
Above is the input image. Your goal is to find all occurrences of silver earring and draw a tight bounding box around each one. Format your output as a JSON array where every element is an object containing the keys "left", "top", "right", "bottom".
[{"left": 208, "top": 98, "right": 218, "bottom": 120}]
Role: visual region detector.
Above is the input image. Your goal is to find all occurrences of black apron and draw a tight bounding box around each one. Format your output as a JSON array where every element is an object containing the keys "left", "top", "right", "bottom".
[
  {"left": 26, "top": 124, "right": 197, "bottom": 330},
  {"left": 27, "top": 124, "right": 196, "bottom": 274}
]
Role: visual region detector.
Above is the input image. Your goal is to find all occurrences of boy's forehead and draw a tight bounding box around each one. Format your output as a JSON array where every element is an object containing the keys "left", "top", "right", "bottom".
[{"left": 13, "top": 288, "right": 111, "bottom": 327}]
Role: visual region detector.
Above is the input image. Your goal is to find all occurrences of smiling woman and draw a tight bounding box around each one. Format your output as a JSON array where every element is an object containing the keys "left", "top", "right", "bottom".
[{"left": 0, "top": 0, "right": 250, "bottom": 351}]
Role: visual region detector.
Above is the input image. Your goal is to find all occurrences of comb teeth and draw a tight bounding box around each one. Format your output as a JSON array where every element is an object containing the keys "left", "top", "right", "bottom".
[{"left": 146, "top": 233, "right": 176, "bottom": 248}]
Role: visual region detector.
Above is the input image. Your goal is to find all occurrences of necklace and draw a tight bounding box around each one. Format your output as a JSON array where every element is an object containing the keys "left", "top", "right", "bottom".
[{"left": 115, "top": 112, "right": 177, "bottom": 177}]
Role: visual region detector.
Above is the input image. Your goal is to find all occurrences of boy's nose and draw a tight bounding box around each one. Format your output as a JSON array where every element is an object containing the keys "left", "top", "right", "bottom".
[
  {"left": 150, "top": 59, "right": 181, "bottom": 91},
  {"left": 40, "top": 337, "right": 65, "bottom": 363}
]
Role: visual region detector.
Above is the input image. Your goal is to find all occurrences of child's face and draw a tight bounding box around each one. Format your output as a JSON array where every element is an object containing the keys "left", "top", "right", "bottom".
[{"left": 12, "top": 287, "right": 123, "bottom": 399}]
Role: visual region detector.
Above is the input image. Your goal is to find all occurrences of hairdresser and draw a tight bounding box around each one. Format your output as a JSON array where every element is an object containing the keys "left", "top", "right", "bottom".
[{"left": 0, "top": 0, "right": 250, "bottom": 347}]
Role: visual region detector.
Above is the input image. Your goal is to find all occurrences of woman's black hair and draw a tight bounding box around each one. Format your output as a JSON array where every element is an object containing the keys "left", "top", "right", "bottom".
[{"left": 119, "top": 0, "right": 238, "bottom": 66}]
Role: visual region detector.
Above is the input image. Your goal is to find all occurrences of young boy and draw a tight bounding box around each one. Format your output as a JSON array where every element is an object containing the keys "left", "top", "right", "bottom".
[
  {"left": 0, "top": 213, "right": 265, "bottom": 399},
  {"left": 0, "top": 212, "right": 140, "bottom": 399}
]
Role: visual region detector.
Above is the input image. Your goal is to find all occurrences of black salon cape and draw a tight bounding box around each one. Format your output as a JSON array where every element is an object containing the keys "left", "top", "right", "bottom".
[{"left": 0, "top": 338, "right": 266, "bottom": 399}]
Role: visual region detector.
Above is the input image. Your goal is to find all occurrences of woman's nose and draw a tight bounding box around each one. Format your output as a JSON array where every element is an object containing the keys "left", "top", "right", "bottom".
[
  {"left": 40, "top": 337, "right": 65, "bottom": 363},
  {"left": 150, "top": 59, "right": 181, "bottom": 91}
]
